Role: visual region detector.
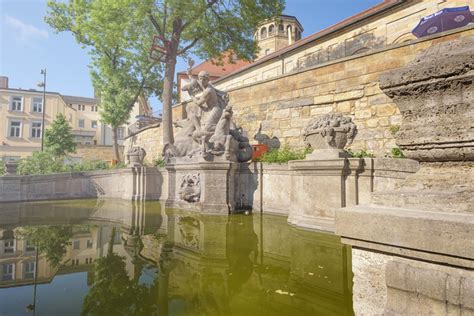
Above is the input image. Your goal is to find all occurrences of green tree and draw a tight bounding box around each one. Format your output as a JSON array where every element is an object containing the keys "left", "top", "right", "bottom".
[
  {"left": 46, "top": 0, "right": 284, "bottom": 151},
  {"left": 44, "top": 113, "right": 77, "bottom": 158},
  {"left": 46, "top": 0, "right": 163, "bottom": 162}
]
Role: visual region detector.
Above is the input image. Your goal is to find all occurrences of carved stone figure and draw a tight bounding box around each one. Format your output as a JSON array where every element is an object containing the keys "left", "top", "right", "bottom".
[
  {"left": 178, "top": 173, "right": 201, "bottom": 202},
  {"left": 304, "top": 113, "right": 357, "bottom": 150},
  {"left": 127, "top": 146, "right": 146, "bottom": 167},
  {"left": 164, "top": 58, "right": 252, "bottom": 163}
]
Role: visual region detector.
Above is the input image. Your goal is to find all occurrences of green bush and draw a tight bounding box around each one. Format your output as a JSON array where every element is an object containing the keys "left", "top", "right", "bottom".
[
  {"left": 389, "top": 147, "right": 405, "bottom": 158},
  {"left": 346, "top": 149, "right": 376, "bottom": 158},
  {"left": 17, "top": 151, "right": 66, "bottom": 175},
  {"left": 153, "top": 156, "right": 166, "bottom": 168},
  {"left": 388, "top": 125, "right": 400, "bottom": 136},
  {"left": 257, "top": 147, "right": 312, "bottom": 164},
  {"left": 66, "top": 160, "right": 110, "bottom": 172},
  {"left": 17, "top": 152, "right": 111, "bottom": 175}
]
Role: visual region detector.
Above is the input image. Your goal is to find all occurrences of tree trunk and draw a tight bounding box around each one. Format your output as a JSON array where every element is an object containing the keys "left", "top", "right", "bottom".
[
  {"left": 161, "top": 17, "right": 182, "bottom": 147},
  {"left": 112, "top": 127, "right": 121, "bottom": 163},
  {"left": 161, "top": 57, "right": 176, "bottom": 146}
]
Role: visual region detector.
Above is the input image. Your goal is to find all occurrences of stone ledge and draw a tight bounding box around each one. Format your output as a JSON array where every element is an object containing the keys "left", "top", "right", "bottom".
[{"left": 335, "top": 205, "right": 474, "bottom": 268}]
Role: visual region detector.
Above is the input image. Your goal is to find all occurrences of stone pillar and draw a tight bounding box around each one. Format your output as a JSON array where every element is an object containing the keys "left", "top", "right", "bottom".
[
  {"left": 335, "top": 35, "right": 474, "bottom": 315},
  {"left": 166, "top": 160, "right": 237, "bottom": 214}
]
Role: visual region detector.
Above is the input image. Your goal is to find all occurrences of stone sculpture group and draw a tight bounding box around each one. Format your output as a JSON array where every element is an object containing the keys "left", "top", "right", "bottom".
[{"left": 163, "top": 60, "right": 252, "bottom": 163}]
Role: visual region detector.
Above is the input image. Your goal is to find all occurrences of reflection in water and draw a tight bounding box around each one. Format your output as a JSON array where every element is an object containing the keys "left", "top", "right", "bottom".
[{"left": 0, "top": 200, "right": 353, "bottom": 316}]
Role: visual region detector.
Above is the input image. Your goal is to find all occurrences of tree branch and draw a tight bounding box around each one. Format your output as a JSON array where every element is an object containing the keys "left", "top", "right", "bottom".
[
  {"left": 148, "top": 11, "right": 164, "bottom": 38},
  {"left": 177, "top": 37, "right": 200, "bottom": 55},
  {"left": 181, "top": 0, "right": 219, "bottom": 31}
]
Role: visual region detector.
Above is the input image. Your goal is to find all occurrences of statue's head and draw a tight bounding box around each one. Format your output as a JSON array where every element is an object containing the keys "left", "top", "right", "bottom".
[{"left": 198, "top": 71, "right": 209, "bottom": 87}]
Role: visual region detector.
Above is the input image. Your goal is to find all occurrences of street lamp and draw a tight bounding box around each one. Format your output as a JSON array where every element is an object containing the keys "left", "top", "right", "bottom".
[{"left": 37, "top": 69, "right": 46, "bottom": 151}]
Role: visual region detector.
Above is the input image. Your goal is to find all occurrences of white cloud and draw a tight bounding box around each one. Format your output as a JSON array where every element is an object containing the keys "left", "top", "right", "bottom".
[{"left": 4, "top": 15, "right": 49, "bottom": 40}]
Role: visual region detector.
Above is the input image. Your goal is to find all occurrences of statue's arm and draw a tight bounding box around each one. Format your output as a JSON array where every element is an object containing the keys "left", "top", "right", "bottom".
[{"left": 192, "top": 89, "right": 211, "bottom": 109}]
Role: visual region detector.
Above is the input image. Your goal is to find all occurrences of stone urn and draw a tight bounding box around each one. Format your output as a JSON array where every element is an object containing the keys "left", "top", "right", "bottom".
[
  {"left": 127, "top": 146, "right": 146, "bottom": 167},
  {"left": 303, "top": 113, "right": 357, "bottom": 159}
]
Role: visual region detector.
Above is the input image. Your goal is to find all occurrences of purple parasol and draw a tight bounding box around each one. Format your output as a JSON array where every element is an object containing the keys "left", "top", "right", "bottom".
[{"left": 412, "top": 6, "right": 472, "bottom": 38}]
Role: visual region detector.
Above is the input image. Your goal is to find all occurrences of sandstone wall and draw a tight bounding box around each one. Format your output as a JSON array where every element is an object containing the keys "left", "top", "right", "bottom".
[
  {"left": 130, "top": 28, "right": 473, "bottom": 162},
  {"left": 75, "top": 144, "right": 124, "bottom": 162}
]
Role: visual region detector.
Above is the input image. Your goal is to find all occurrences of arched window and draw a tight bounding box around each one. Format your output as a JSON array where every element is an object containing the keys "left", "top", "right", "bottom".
[
  {"left": 279, "top": 24, "right": 284, "bottom": 32},
  {"left": 269, "top": 24, "right": 274, "bottom": 35},
  {"left": 260, "top": 27, "right": 267, "bottom": 39}
]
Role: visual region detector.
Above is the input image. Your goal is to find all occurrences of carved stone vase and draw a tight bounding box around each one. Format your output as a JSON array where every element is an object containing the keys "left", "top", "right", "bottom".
[{"left": 303, "top": 113, "right": 357, "bottom": 159}]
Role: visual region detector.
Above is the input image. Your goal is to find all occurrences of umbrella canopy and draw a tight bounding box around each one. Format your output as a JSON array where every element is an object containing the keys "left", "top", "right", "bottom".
[{"left": 412, "top": 6, "right": 472, "bottom": 38}]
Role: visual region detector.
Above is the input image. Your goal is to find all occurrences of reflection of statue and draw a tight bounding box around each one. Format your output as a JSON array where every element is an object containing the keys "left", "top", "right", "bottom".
[{"left": 163, "top": 59, "right": 252, "bottom": 163}]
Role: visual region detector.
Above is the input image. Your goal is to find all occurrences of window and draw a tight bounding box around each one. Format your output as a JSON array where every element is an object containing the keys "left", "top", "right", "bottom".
[
  {"left": 31, "top": 122, "right": 42, "bottom": 138},
  {"left": 279, "top": 24, "right": 284, "bottom": 32},
  {"left": 260, "top": 27, "right": 267, "bottom": 39},
  {"left": 117, "top": 127, "right": 125, "bottom": 140},
  {"left": 10, "top": 96, "right": 22, "bottom": 111},
  {"left": 25, "top": 240, "right": 36, "bottom": 252},
  {"left": 73, "top": 240, "right": 80, "bottom": 250},
  {"left": 24, "top": 262, "right": 35, "bottom": 279},
  {"left": 269, "top": 24, "right": 274, "bottom": 35},
  {"left": 91, "top": 120, "right": 97, "bottom": 129},
  {"left": 86, "top": 240, "right": 93, "bottom": 248},
  {"left": 32, "top": 97, "right": 43, "bottom": 113},
  {"left": 78, "top": 119, "right": 85, "bottom": 128},
  {"left": 9, "top": 121, "right": 21, "bottom": 138},
  {"left": 4, "top": 240, "right": 14, "bottom": 253},
  {"left": 2, "top": 263, "right": 14, "bottom": 281},
  {"left": 265, "top": 49, "right": 271, "bottom": 55}
]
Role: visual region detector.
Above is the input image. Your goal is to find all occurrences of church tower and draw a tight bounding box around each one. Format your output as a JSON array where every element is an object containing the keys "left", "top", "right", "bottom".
[{"left": 255, "top": 15, "right": 303, "bottom": 59}]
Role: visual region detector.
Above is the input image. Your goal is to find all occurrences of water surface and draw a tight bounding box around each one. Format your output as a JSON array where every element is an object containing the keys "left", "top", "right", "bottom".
[{"left": 0, "top": 199, "right": 352, "bottom": 315}]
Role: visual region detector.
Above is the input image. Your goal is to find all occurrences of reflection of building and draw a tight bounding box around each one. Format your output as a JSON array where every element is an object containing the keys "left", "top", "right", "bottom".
[
  {"left": 0, "top": 76, "right": 146, "bottom": 161},
  {"left": 0, "top": 229, "right": 56, "bottom": 287}
]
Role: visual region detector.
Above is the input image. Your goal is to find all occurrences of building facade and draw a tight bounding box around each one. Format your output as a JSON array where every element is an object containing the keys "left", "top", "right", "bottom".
[{"left": 0, "top": 77, "right": 144, "bottom": 161}]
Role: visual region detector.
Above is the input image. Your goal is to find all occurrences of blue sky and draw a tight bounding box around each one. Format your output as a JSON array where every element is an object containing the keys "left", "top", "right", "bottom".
[{"left": 0, "top": 0, "right": 381, "bottom": 113}]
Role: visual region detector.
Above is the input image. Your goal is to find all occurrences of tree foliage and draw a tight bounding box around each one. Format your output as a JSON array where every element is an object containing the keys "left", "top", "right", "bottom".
[{"left": 44, "top": 113, "right": 77, "bottom": 158}]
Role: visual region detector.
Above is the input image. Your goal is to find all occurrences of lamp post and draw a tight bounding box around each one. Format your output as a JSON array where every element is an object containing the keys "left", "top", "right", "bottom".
[{"left": 37, "top": 69, "right": 47, "bottom": 151}]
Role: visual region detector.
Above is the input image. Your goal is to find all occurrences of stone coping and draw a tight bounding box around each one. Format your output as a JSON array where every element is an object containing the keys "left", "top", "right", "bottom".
[{"left": 335, "top": 205, "right": 474, "bottom": 269}]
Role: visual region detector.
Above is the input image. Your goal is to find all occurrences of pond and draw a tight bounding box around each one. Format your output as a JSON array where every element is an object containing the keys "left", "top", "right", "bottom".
[{"left": 0, "top": 199, "right": 353, "bottom": 316}]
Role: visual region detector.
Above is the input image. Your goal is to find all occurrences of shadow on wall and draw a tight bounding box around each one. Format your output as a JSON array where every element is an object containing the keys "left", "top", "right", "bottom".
[{"left": 235, "top": 163, "right": 259, "bottom": 210}]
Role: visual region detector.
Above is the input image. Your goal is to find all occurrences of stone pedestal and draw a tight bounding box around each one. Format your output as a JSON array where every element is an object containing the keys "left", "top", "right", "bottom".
[
  {"left": 166, "top": 160, "right": 237, "bottom": 214},
  {"left": 288, "top": 158, "right": 365, "bottom": 231}
]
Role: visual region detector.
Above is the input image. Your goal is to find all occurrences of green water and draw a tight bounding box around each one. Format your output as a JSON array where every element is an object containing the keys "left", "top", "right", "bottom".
[{"left": 0, "top": 199, "right": 353, "bottom": 316}]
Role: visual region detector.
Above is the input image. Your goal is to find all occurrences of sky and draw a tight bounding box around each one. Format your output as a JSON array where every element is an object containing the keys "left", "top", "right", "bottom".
[{"left": 0, "top": 0, "right": 381, "bottom": 114}]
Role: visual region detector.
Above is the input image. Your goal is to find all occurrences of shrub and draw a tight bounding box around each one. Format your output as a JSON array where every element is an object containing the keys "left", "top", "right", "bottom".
[
  {"left": 67, "top": 160, "right": 110, "bottom": 172},
  {"left": 346, "top": 149, "right": 375, "bottom": 158},
  {"left": 389, "top": 147, "right": 405, "bottom": 158},
  {"left": 17, "top": 151, "right": 66, "bottom": 175},
  {"left": 257, "top": 147, "right": 312, "bottom": 164},
  {"left": 388, "top": 125, "right": 400, "bottom": 136},
  {"left": 153, "top": 156, "right": 166, "bottom": 168},
  {"left": 0, "top": 161, "right": 5, "bottom": 176},
  {"left": 17, "top": 152, "right": 111, "bottom": 175}
]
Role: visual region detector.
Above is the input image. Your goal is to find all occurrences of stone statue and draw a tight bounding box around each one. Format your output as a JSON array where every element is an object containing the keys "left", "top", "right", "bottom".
[
  {"left": 178, "top": 173, "right": 201, "bottom": 202},
  {"left": 164, "top": 58, "right": 252, "bottom": 163}
]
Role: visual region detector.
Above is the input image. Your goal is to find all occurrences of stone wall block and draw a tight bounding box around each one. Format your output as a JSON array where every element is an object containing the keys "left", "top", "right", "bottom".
[
  {"left": 335, "top": 101, "right": 352, "bottom": 113},
  {"left": 310, "top": 105, "right": 334, "bottom": 116},
  {"left": 313, "top": 94, "right": 334, "bottom": 105},
  {"left": 334, "top": 89, "right": 364, "bottom": 102}
]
